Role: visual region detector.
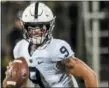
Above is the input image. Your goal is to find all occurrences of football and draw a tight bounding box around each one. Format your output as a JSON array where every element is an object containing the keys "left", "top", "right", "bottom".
[{"left": 6, "top": 57, "right": 29, "bottom": 87}]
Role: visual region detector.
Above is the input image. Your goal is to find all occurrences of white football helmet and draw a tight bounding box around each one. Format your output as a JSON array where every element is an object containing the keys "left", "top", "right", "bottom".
[{"left": 20, "top": 2, "right": 56, "bottom": 45}]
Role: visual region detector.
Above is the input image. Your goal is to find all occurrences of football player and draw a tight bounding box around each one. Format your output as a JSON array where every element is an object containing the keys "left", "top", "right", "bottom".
[{"left": 3, "top": 2, "right": 98, "bottom": 88}]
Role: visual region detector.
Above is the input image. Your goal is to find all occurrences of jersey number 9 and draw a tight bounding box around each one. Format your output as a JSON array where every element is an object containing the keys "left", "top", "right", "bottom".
[{"left": 60, "top": 46, "right": 69, "bottom": 57}]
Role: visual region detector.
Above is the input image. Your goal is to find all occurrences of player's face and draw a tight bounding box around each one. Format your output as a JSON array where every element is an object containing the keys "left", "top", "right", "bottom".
[
  {"left": 28, "top": 25, "right": 47, "bottom": 38},
  {"left": 27, "top": 24, "right": 47, "bottom": 44}
]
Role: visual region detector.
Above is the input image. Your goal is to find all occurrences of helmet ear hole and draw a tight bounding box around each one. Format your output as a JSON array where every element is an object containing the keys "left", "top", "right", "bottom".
[{"left": 45, "top": 24, "right": 50, "bottom": 30}]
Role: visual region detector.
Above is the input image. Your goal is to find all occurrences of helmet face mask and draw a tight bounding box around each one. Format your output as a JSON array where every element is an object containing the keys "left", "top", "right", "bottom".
[
  {"left": 21, "top": 2, "right": 56, "bottom": 45},
  {"left": 24, "top": 22, "right": 50, "bottom": 45}
]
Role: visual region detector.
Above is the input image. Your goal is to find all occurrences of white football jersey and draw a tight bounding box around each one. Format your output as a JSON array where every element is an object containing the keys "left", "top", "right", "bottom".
[{"left": 13, "top": 38, "right": 78, "bottom": 87}]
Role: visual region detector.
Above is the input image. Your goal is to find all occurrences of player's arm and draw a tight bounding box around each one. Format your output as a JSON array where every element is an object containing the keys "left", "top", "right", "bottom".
[{"left": 63, "top": 56, "right": 98, "bottom": 88}]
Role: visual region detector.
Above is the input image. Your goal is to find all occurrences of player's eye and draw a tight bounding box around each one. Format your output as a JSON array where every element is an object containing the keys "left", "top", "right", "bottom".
[{"left": 28, "top": 27, "right": 35, "bottom": 30}]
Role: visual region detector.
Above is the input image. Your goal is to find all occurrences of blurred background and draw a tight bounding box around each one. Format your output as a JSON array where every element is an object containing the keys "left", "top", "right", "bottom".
[{"left": 1, "top": 1, "right": 109, "bottom": 87}]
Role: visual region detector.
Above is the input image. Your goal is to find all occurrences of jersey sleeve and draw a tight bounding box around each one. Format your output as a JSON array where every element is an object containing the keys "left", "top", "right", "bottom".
[
  {"left": 51, "top": 40, "right": 75, "bottom": 62},
  {"left": 13, "top": 39, "right": 26, "bottom": 59},
  {"left": 13, "top": 43, "right": 20, "bottom": 59}
]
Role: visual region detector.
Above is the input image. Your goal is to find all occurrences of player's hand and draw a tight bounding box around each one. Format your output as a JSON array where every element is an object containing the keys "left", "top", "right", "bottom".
[
  {"left": 5, "top": 61, "right": 13, "bottom": 77},
  {"left": 3, "top": 61, "right": 13, "bottom": 88},
  {"left": 64, "top": 57, "right": 96, "bottom": 78},
  {"left": 6, "top": 61, "right": 12, "bottom": 70}
]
